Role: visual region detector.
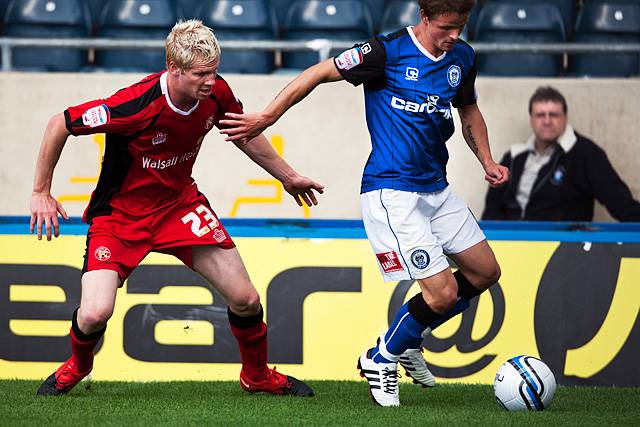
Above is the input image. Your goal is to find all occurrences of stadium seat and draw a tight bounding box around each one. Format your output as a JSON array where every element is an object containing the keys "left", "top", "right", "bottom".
[
  {"left": 0, "top": 0, "right": 7, "bottom": 68},
  {"left": 175, "top": 0, "right": 203, "bottom": 18},
  {"left": 569, "top": 2, "right": 640, "bottom": 77},
  {"left": 95, "top": 0, "right": 178, "bottom": 72},
  {"left": 0, "top": 0, "right": 9, "bottom": 21},
  {"left": 268, "top": 0, "right": 290, "bottom": 30},
  {"left": 282, "top": 0, "right": 374, "bottom": 70},
  {"left": 2, "top": 0, "right": 90, "bottom": 71},
  {"left": 86, "top": 0, "right": 105, "bottom": 30},
  {"left": 464, "top": 1, "right": 482, "bottom": 40},
  {"left": 380, "top": 0, "right": 420, "bottom": 35},
  {"left": 380, "top": 1, "right": 480, "bottom": 40},
  {"left": 487, "top": 0, "right": 576, "bottom": 37},
  {"left": 474, "top": 2, "right": 566, "bottom": 76},
  {"left": 198, "top": 0, "right": 277, "bottom": 73},
  {"left": 362, "top": 0, "right": 388, "bottom": 32},
  {"left": 0, "top": 0, "right": 8, "bottom": 34}
]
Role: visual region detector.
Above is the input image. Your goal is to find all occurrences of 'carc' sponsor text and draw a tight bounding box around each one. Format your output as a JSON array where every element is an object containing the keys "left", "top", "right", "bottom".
[{"left": 390, "top": 95, "right": 452, "bottom": 119}]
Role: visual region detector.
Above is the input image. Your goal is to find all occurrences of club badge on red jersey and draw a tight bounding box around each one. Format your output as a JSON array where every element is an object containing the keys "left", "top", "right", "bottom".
[{"left": 152, "top": 132, "right": 167, "bottom": 145}]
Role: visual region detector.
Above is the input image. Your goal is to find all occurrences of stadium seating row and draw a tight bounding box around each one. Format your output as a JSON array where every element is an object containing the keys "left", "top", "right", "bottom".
[
  {"left": 1, "top": 0, "right": 639, "bottom": 76},
  {"left": 3, "top": 1, "right": 638, "bottom": 37}
]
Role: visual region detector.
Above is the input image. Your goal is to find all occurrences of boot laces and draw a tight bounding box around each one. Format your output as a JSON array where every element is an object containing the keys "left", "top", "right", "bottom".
[{"left": 381, "top": 368, "right": 401, "bottom": 394}]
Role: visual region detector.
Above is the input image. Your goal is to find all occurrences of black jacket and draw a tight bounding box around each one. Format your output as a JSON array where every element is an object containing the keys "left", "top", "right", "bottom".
[{"left": 482, "top": 132, "right": 640, "bottom": 222}]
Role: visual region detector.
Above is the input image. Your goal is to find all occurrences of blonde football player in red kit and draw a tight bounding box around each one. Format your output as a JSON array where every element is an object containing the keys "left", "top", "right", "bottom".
[{"left": 30, "top": 19, "right": 323, "bottom": 397}]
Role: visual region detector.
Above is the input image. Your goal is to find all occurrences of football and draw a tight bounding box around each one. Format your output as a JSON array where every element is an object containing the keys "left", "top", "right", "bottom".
[{"left": 493, "top": 355, "right": 557, "bottom": 411}]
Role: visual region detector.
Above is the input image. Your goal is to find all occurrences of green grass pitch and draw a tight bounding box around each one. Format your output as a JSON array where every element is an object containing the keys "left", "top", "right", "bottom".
[{"left": 1, "top": 380, "right": 639, "bottom": 426}]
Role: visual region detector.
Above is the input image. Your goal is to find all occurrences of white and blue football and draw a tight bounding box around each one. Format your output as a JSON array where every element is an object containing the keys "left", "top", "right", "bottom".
[{"left": 494, "top": 355, "right": 557, "bottom": 411}]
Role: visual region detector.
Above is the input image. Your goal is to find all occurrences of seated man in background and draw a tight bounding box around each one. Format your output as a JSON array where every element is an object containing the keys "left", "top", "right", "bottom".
[{"left": 482, "top": 86, "right": 640, "bottom": 222}]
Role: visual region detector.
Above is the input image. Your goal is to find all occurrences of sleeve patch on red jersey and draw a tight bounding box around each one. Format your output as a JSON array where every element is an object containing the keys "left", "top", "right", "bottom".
[{"left": 82, "top": 104, "right": 110, "bottom": 128}]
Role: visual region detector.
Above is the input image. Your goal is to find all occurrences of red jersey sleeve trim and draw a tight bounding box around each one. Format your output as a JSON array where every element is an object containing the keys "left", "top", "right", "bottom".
[
  {"left": 65, "top": 73, "right": 164, "bottom": 136},
  {"left": 64, "top": 109, "right": 77, "bottom": 136}
]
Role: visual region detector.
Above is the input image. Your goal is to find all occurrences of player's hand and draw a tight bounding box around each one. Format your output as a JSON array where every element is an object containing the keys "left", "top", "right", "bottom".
[
  {"left": 219, "top": 112, "right": 270, "bottom": 144},
  {"left": 484, "top": 161, "right": 509, "bottom": 188},
  {"left": 282, "top": 175, "right": 325, "bottom": 207},
  {"left": 29, "top": 192, "right": 69, "bottom": 241}
]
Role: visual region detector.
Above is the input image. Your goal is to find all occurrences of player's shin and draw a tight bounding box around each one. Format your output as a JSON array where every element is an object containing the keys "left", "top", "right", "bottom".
[
  {"left": 70, "top": 307, "right": 105, "bottom": 373},
  {"left": 228, "top": 306, "right": 269, "bottom": 381},
  {"left": 371, "top": 294, "right": 439, "bottom": 363}
]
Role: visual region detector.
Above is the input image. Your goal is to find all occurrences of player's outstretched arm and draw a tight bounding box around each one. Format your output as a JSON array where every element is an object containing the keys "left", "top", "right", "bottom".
[
  {"left": 457, "top": 103, "right": 509, "bottom": 188},
  {"left": 234, "top": 134, "right": 324, "bottom": 207},
  {"left": 219, "top": 58, "right": 343, "bottom": 143},
  {"left": 30, "top": 113, "right": 71, "bottom": 240}
]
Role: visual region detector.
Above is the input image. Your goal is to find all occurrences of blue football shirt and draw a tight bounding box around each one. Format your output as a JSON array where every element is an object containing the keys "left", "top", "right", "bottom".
[{"left": 334, "top": 27, "right": 477, "bottom": 194}]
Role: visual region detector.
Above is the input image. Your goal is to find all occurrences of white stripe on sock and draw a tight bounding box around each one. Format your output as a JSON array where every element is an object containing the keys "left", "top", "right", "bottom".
[{"left": 378, "top": 332, "right": 401, "bottom": 363}]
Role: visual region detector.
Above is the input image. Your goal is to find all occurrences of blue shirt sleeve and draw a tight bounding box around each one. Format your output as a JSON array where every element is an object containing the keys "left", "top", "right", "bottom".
[{"left": 451, "top": 54, "right": 478, "bottom": 108}]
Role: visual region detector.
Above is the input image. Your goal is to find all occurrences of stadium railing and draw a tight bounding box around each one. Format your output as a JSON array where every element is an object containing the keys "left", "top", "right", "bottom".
[{"left": 1, "top": 37, "right": 640, "bottom": 72}]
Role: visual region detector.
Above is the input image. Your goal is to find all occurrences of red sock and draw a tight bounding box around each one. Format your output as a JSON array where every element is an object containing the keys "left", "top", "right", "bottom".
[
  {"left": 228, "top": 307, "right": 269, "bottom": 381},
  {"left": 69, "top": 308, "right": 104, "bottom": 374},
  {"left": 70, "top": 327, "right": 100, "bottom": 373}
]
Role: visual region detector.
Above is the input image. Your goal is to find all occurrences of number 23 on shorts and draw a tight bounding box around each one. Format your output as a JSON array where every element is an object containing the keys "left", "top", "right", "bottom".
[{"left": 181, "top": 204, "right": 219, "bottom": 237}]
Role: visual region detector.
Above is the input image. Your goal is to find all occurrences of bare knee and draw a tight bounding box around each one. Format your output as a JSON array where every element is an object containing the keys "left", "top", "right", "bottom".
[
  {"left": 78, "top": 305, "right": 113, "bottom": 333},
  {"left": 479, "top": 263, "right": 501, "bottom": 290},
  {"left": 228, "top": 289, "right": 261, "bottom": 316},
  {"left": 430, "top": 286, "right": 458, "bottom": 313},
  {"left": 490, "top": 263, "right": 501, "bottom": 284},
  {"left": 420, "top": 276, "right": 458, "bottom": 314}
]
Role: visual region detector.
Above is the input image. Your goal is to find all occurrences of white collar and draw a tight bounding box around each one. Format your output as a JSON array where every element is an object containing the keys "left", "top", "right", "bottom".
[
  {"left": 160, "top": 71, "right": 199, "bottom": 116},
  {"left": 524, "top": 124, "right": 577, "bottom": 154},
  {"left": 407, "top": 26, "right": 447, "bottom": 62}
]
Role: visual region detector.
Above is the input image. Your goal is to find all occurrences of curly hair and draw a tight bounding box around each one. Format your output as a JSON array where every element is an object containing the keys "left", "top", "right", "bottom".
[{"left": 418, "top": 0, "right": 476, "bottom": 19}]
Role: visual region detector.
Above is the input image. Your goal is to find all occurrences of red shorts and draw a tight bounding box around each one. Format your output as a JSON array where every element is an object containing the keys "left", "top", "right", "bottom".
[{"left": 82, "top": 184, "right": 235, "bottom": 282}]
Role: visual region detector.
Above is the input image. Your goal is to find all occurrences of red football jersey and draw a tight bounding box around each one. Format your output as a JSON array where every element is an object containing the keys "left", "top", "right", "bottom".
[{"left": 64, "top": 71, "right": 243, "bottom": 221}]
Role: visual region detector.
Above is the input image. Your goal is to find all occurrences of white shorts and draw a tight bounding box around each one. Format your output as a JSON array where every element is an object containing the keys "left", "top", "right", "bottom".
[{"left": 361, "top": 186, "right": 485, "bottom": 282}]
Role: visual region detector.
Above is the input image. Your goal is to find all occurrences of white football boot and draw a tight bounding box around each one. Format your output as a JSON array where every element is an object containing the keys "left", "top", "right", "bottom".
[
  {"left": 357, "top": 349, "right": 400, "bottom": 407},
  {"left": 398, "top": 347, "right": 436, "bottom": 387}
]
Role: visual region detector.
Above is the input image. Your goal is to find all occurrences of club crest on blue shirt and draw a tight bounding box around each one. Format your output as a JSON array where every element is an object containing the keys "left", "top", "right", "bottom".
[
  {"left": 411, "top": 249, "right": 430, "bottom": 269},
  {"left": 551, "top": 166, "right": 566, "bottom": 185},
  {"left": 447, "top": 65, "right": 462, "bottom": 87}
]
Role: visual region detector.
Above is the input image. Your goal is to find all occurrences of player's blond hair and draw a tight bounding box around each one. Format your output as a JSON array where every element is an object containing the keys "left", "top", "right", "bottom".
[{"left": 166, "top": 19, "right": 220, "bottom": 70}]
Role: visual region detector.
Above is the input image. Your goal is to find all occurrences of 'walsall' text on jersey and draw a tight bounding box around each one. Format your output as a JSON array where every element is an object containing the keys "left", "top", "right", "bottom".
[{"left": 65, "top": 72, "right": 243, "bottom": 221}]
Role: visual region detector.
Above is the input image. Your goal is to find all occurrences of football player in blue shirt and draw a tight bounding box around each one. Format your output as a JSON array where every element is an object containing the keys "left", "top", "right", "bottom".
[{"left": 220, "top": 0, "right": 509, "bottom": 406}]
